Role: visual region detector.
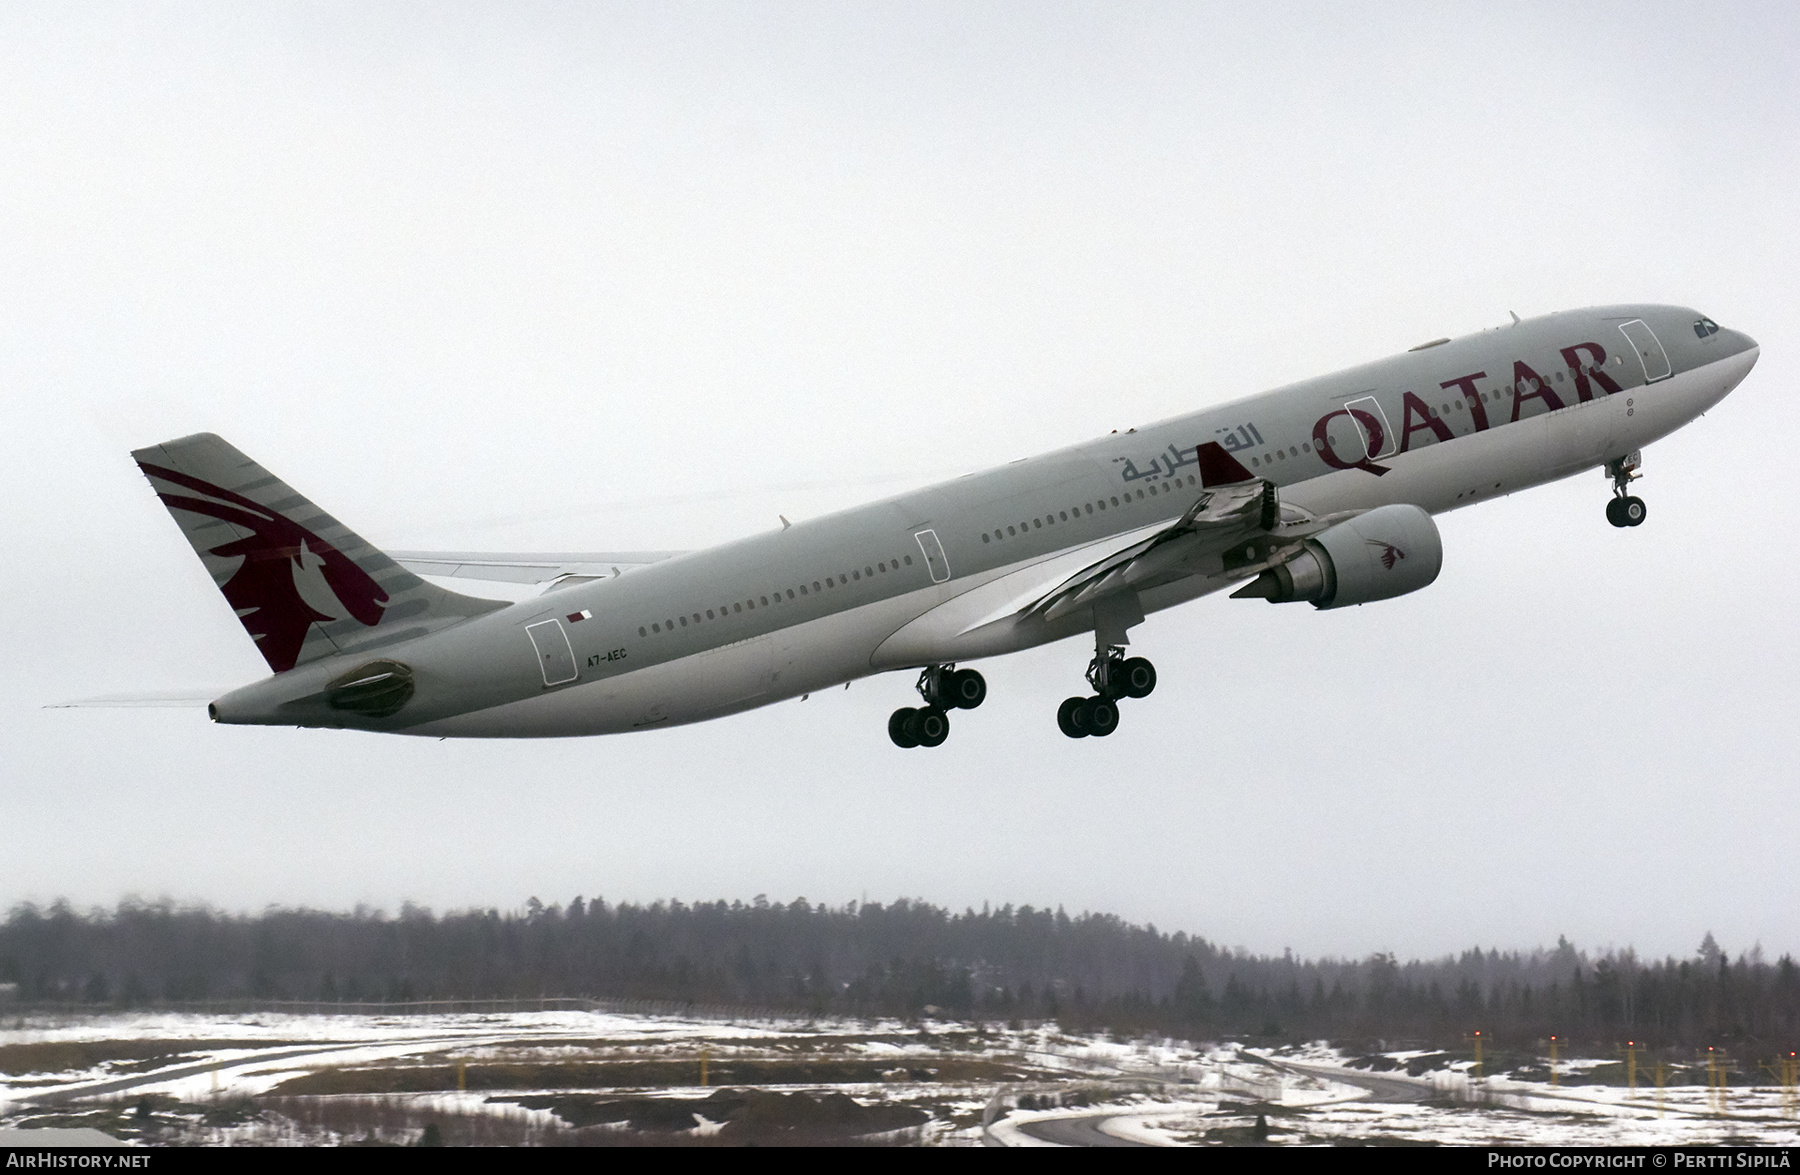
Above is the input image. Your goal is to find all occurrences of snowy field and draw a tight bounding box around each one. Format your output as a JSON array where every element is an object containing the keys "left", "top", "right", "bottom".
[{"left": 2, "top": 1011, "right": 1796, "bottom": 1146}]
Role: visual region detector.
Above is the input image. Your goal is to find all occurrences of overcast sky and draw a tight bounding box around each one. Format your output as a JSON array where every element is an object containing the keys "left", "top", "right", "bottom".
[{"left": 3, "top": 2, "right": 1796, "bottom": 962}]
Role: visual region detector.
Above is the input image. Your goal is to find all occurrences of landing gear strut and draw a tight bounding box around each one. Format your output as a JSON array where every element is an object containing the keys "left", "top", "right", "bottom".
[
  {"left": 1058, "top": 647, "right": 1156, "bottom": 739},
  {"left": 1605, "top": 453, "right": 1646, "bottom": 528},
  {"left": 888, "top": 664, "right": 985, "bottom": 748}
]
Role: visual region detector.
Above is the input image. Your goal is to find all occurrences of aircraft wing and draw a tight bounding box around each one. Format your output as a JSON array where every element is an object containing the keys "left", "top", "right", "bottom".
[
  {"left": 390, "top": 550, "right": 687, "bottom": 585},
  {"left": 1024, "top": 481, "right": 1350, "bottom": 623}
]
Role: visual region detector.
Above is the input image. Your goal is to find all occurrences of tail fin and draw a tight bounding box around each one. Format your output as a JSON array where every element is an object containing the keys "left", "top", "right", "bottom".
[{"left": 133, "top": 433, "right": 504, "bottom": 674}]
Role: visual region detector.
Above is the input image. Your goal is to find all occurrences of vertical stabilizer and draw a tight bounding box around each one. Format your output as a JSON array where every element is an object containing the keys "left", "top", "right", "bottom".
[{"left": 133, "top": 433, "right": 503, "bottom": 674}]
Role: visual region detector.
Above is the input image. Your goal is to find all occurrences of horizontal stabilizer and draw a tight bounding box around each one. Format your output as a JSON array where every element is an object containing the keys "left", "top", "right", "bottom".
[
  {"left": 45, "top": 690, "right": 220, "bottom": 709},
  {"left": 391, "top": 550, "right": 687, "bottom": 585}
]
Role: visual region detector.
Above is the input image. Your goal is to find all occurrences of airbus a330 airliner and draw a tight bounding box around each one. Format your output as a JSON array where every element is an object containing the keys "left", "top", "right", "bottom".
[{"left": 131, "top": 304, "right": 1756, "bottom": 745}]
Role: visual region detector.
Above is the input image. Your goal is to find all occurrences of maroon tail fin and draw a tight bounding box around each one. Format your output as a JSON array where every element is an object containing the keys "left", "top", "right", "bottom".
[{"left": 1196, "top": 442, "right": 1255, "bottom": 487}]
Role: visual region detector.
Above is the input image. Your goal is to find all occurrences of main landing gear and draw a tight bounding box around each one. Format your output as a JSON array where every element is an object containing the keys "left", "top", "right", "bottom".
[
  {"left": 1057, "top": 649, "right": 1156, "bottom": 739},
  {"left": 1605, "top": 453, "right": 1646, "bottom": 528},
  {"left": 888, "top": 664, "right": 986, "bottom": 749}
]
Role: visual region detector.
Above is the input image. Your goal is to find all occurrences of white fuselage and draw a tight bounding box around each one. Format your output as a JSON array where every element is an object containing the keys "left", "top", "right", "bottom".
[{"left": 353, "top": 305, "right": 1755, "bottom": 738}]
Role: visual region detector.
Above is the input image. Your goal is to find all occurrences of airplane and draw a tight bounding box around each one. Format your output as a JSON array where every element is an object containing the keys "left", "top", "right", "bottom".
[{"left": 129, "top": 304, "right": 1757, "bottom": 746}]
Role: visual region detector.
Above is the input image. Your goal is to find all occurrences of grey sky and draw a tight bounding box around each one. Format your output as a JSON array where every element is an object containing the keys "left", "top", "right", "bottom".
[{"left": 3, "top": 2, "right": 1796, "bottom": 960}]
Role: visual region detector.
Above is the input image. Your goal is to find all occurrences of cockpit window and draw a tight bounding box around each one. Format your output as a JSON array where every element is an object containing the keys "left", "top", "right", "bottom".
[{"left": 1694, "top": 317, "right": 1721, "bottom": 338}]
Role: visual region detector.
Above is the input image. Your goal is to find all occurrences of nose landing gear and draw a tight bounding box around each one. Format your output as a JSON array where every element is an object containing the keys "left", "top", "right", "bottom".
[
  {"left": 1605, "top": 453, "right": 1646, "bottom": 528},
  {"left": 888, "top": 664, "right": 985, "bottom": 748}
]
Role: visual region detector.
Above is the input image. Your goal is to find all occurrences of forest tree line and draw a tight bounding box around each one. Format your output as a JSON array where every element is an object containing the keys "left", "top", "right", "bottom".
[{"left": 2, "top": 896, "right": 1795, "bottom": 1051}]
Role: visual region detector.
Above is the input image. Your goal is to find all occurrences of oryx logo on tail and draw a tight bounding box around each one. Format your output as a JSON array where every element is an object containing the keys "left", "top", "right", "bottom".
[{"left": 137, "top": 462, "right": 389, "bottom": 672}]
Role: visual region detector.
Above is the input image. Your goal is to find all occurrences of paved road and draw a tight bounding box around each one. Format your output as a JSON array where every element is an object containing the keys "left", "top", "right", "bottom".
[
  {"left": 17, "top": 1029, "right": 566, "bottom": 1107},
  {"left": 19, "top": 1043, "right": 372, "bottom": 1106},
  {"left": 1248, "top": 1053, "right": 1438, "bottom": 1105},
  {"left": 1016, "top": 1112, "right": 1152, "bottom": 1147}
]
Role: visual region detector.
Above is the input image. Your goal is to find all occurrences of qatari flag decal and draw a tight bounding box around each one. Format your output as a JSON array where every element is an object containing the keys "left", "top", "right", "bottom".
[{"left": 567, "top": 609, "right": 592, "bottom": 623}]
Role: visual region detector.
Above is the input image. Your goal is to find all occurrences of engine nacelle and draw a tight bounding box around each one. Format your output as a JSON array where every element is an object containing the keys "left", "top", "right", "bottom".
[{"left": 1233, "top": 503, "right": 1442, "bottom": 609}]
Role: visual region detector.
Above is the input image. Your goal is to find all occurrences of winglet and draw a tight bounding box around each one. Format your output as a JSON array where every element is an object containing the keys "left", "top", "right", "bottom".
[{"left": 1196, "top": 442, "right": 1255, "bottom": 488}]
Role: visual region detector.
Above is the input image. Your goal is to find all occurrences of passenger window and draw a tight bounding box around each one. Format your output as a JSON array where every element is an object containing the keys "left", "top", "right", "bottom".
[
  {"left": 679, "top": 616, "right": 687, "bottom": 627},
  {"left": 733, "top": 603, "right": 742, "bottom": 613},
  {"left": 639, "top": 626, "right": 647, "bottom": 636},
  {"left": 864, "top": 568, "right": 872, "bottom": 578},
  {"left": 982, "top": 534, "right": 990, "bottom": 542},
  {"left": 878, "top": 562, "right": 887, "bottom": 571},
  {"left": 1250, "top": 457, "right": 1260, "bottom": 466},
  {"left": 852, "top": 570, "right": 860, "bottom": 580},
  {"left": 707, "top": 609, "right": 715, "bottom": 619},
  {"left": 1086, "top": 504, "right": 1094, "bottom": 513},
  {"left": 1112, "top": 496, "right": 1120, "bottom": 506},
  {"left": 761, "top": 596, "right": 770, "bottom": 606},
  {"left": 1032, "top": 519, "right": 1042, "bottom": 529},
  {"left": 786, "top": 589, "right": 795, "bottom": 599},
  {"left": 904, "top": 556, "right": 913, "bottom": 565}
]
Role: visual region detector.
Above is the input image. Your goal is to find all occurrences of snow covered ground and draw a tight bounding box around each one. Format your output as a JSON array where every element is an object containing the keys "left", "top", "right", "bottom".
[{"left": 2, "top": 1013, "right": 1796, "bottom": 1146}]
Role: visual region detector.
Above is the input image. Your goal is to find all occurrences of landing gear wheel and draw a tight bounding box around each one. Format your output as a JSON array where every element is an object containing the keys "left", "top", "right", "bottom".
[
  {"left": 1623, "top": 496, "right": 1646, "bottom": 526},
  {"left": 1057, "top": 696, "right": 1090, "bottom": 739},
  {"left": 1082, "top": 696, "right": 1120, "bottom": 737},
  {"left": 916, "top": 706, "right": 950, "bottom": 747},
  {"left": 1606, "top": 497, "right": 1630, "bottom": 528},
  {"left": 948, "top": 668, "right": 987, "bottom": 710},
  {"left": 1118, "top": 657, "right": 1157, "bottom": 699},
  {"left": 888, "top": 707, "right": 921, "bottom": 749}
]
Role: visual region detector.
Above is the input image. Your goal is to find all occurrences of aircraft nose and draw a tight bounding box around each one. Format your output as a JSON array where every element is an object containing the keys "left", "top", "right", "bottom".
[{"left": 1725, "top": 327, "right": 1759, "bottom": 358}]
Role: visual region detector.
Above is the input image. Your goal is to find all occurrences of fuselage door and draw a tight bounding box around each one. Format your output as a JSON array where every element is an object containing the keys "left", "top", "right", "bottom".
[
  {"left": 1617, "top": 320, "right": 1672, "bottom": 383},
  {"left": 525, "top": 618, "right": 579, "bottom": 686},
  {"left": 914, "top": 529, "right": 951, "bottom": 583}
]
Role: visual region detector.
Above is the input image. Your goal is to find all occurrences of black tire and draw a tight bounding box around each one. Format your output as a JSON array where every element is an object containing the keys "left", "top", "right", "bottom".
[
  {"left": 1623, "top": 496, "right": 1646, "bottom": 527},
  {"left": 888, "top": 707, "right": 921, "bottom": 748},
  {"left": 949, "top": 668, "right": 987, "bottom": 710},
  {"left": 917, "top": 706, "right": 950, "bottom": 747},
  {"left": 1606, "top": 497, "right": 1630, "bottom": 528},
  {"left": 1083, "top": 696, "right": 1119, "bottom": 737},
  {"left": 1057, "top": 696, "right": 1090, "bottom": 739},
  {"left": 1119, "top": 657, "right": 1157, "bottom": 699}
]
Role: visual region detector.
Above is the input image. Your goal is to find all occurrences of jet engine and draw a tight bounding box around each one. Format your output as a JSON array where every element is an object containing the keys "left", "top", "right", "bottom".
[{"left": 1232, "top": 503, "right": 1442, "bottom": 609}]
